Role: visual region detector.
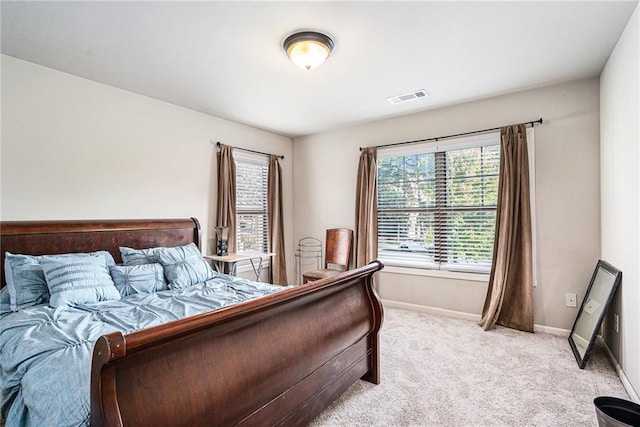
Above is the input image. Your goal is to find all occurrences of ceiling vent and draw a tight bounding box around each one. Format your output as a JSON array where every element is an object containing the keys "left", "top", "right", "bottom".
[{"left": 386, "top": 89, "right": 429, "bottom": 105}]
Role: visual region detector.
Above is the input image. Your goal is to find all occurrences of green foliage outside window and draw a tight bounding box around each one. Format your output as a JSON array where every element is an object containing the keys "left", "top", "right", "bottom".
[{"left": 377, "top": 143, "right": 500, "bottom": 272}]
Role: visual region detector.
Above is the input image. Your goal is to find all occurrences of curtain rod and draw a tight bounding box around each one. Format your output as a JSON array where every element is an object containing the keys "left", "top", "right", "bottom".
[
  {"left": 359, "top": 118, "right": 543, "bottom": 151},
  {"left": 215, "top": 141, "right": 284, "bottom": 160}
]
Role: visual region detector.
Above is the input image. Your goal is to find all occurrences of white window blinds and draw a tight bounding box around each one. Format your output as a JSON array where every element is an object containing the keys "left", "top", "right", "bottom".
[
  {"left": 236, "top": 154, "right": 268, "bottom": 253},
  {"left": 377, "top": 135, "right": 500, "bottom": 273}
]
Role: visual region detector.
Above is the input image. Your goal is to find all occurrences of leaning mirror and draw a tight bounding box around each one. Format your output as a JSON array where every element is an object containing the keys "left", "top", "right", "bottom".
[{"left": 569, "top": 260, "right": 621, "bottom": 369}]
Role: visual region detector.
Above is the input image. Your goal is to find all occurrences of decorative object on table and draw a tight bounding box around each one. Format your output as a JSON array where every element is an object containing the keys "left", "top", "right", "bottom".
[
  {"left": 568, "top": 260, "right": 621, "bottom": 369},
  {"left": 295, "top": 237, "right": 322, "bottom": 285},
  {"left": 302, "top": 228, "right": 353, "bottom": 284},
  {"left": 215, "top": 226, "right": 229, "bottom": 256},
  {"left": 594, "top": 396, "right": 640, "bottom": 426}
]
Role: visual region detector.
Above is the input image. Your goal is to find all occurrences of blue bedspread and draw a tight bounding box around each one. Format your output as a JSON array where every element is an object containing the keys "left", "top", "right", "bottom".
[{"left": 0, "top": 274, "right": 288, "bottom": 427}]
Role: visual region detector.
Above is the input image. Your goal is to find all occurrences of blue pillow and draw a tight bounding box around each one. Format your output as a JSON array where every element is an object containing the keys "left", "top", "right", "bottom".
[
  {"left": 4, "top": 251, "right": 116, "bottom": 311},
  {"left": 155, "top": 243, "right": 215, "bottom": 289},
  {"left": 120, "top": 246, "right": 162, "bottom": 266},
  {"left": 4, "top": 253, "right": 48, "bottom": 311},
  {"left": 0, "top": 287, "right": 13, "bottom": 314},
  {"left": 109, "top": 264, "right": 167, "bottom": 297},
  {"left": 40, "top": 255, "right": 120, "bottom": 308}
]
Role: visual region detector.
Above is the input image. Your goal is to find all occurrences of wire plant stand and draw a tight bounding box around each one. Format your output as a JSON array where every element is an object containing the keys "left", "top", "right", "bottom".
[{"left": 295, "top": 237, "right": 322, "bottom": 285}]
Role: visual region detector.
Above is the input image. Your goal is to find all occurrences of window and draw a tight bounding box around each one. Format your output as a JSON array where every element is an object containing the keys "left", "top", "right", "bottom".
[
  {"left": 235, "top": 154, "right": 268, "bottom": 252},
  {"left": 377, "top": 135, "right": 500, "bottom": 273}
]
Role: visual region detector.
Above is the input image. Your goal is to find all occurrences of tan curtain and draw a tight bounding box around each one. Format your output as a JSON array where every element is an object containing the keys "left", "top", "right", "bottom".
[
  {"left": 479, "top": 124, "right": 534, "bottom": 332},
  {"left": 267, "top": 155, "right": 288, "bottom": 285},
  {"left": 216, "top": 144, "right": 237, "bottom": 253},
  {"left": 354, "top": 147, "right": 378, "bottom": 267}
]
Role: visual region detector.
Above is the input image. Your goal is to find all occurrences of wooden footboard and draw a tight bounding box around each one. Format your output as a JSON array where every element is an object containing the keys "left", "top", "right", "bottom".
[{"left": 90, "top": 261, "right": 384, "bottom": 427}]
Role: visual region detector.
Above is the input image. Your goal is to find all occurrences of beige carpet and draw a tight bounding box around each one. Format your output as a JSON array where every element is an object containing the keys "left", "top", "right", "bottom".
[{"left": 311, "top": 306, "right": 628, "bottom": 426}]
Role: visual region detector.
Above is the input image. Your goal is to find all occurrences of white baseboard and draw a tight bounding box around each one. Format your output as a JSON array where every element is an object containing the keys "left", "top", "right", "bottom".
[
  {"left": 599, "top": 336, "right": 640, "bottom": 403},
  {"left": 533, "top": 324, "right": 570, "bottom": 337},
  {"left": 382, "top": 299, "right": 570, "bottom": 337},
  {"left": 382, "top": 299, "right": 481, "bottom": 322}
]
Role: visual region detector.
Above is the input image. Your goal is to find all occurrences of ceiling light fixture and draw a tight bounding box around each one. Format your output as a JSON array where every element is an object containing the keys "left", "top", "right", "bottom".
[{"left": 283, "top": 31, "right": 334, "bottom": 71}]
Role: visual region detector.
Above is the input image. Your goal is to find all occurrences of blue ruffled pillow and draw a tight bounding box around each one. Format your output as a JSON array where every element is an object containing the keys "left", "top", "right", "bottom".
[
  {"left": 4, "top": 251, "right": 116, "bottom": 311},
  {"left": 109, "top": 264, "right": 168, "bottom": 297},
  {"left": 120, "top": 246, "right": 162, "bottom": 266},
  {"left": 40, "top": 255, "right": 120, "bottom": 308},
  {"left": 155, "top": 243, "right": 215, "bottom": 290},
  {"left": 4, "top": 254, "right": 48, "bottom": 311}
]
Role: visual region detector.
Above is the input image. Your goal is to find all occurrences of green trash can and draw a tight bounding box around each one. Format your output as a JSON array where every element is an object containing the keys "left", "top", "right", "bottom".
[{"left": 594, "top": 397, "right": 640, "bottom": 427}]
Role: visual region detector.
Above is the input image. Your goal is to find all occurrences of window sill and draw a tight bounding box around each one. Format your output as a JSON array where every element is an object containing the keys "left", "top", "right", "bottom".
[{"left": 380, "top": 265, "right": 490, "bottom": 282}]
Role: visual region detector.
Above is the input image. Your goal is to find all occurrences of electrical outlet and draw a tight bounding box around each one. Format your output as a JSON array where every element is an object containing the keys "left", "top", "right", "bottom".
[
  {"left": 615, "top": 313, "right": 619, "bottom": 333},
  {"left": 566, "top": 293, "right": 577, "bottom": 307}
]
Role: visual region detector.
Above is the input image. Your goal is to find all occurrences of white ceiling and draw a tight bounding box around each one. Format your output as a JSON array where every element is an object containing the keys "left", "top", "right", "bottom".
[{"left": 2, "top": 1, "right": 638, "bottom": 137}]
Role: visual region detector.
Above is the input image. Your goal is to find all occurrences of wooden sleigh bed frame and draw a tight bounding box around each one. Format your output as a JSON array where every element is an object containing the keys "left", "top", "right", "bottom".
[{"left": 0, "top": 218, "right": 384, "bottom": 426}]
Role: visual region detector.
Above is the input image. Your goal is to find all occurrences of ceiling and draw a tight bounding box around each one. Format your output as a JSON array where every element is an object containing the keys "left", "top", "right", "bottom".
[{"left": 2, "top": 1, "right": 638, "bottom": 137}]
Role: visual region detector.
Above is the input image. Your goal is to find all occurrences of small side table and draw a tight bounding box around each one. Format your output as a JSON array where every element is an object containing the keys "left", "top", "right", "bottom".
[{"left": 204, "top": 251, "right": 276, "bottom": 283}]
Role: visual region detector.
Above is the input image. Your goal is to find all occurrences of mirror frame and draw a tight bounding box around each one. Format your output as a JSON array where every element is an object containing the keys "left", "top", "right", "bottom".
[{"left": 568, "top": 260, "right": 621, "bottom": 369}]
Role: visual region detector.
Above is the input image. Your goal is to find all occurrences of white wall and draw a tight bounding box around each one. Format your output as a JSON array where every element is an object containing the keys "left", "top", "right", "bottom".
[
  {"left": 1, "top": 55, "right": 295, "bottom": 281},
  {"left": 600, "top": 4, "right": 640, "bottom": 399},
  {"left": 293, "top": 77, "right": 601, "bottom": 331}
]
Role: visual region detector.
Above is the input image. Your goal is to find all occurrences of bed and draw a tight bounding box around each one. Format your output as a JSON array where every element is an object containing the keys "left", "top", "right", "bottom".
[{"left": 0, "top": 218, "right": 384, "bottom": 426}]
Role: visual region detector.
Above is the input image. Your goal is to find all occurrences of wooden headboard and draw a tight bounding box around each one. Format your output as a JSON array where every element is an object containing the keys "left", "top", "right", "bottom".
[{"left": 0, "top": 218, "right": 201, "bottom": 288}]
